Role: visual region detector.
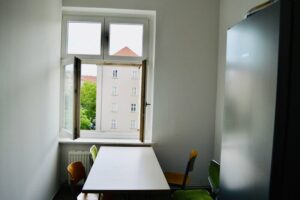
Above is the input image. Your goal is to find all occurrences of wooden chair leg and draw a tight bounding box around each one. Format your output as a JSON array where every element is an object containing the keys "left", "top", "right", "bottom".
[{"left": 98, "top": 193, "right": 103, "bottom": 200}]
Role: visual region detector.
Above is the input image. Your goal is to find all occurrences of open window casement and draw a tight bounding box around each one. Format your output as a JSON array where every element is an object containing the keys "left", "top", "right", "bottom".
[{"left": 62, "top": 57, "right": 81, "bottom": 139}]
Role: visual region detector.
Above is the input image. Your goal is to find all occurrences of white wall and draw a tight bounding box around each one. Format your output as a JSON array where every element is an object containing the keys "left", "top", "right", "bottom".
[
  {"left": 0, "top": 0, "right": 61, "bottom": 199},
  {"left": 61, "top": 0, "right": 219, "bottom": 185},
  {"left": 214, "top": 0, "right": 266, "bottom": 161}
]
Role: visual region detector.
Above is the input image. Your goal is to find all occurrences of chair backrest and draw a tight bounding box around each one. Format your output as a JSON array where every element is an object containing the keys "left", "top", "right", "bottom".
[
  {"left": 67, "top": 161, "right": 87, "bottom": 186},
  {"left": 187, "top": 150, "right": 198, "bottom": 172},
  {"left": 89, "top": 145, "right": 98, "bottom": 166},
  {"left": 182, "top": 150, "right": 198, "bottom": 189},
  {"left": 208, "top": 160, "right": 220, "bottom": 195}
]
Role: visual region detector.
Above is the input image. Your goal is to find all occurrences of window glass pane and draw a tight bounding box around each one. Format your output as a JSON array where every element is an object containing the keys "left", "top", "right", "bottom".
[
  {"left": 80, "top": 64, "right": 97, "bottom": 130},
  {"left": 67, "top": 22, "right": 101, "bottom": 55},
  {"left": 109, "top": 24, "right": 143, "bottom": 57},
  {"left": 64, "top": 64, "right": 74, "bottom": 132}
]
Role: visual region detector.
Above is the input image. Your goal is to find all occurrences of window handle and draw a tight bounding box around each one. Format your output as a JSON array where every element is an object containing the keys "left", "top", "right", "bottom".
[{"left": 145, "top": 102, "right": 151, "bottom": 107}]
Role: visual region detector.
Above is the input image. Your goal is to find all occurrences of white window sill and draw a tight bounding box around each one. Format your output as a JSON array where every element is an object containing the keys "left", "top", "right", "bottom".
[{"left": 59, "top": 138, "right": 152, "bottom": 145}]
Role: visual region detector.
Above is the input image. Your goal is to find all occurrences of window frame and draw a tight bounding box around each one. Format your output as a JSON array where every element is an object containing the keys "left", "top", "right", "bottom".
[
  {"left": 62, "top": 15, "right": 149, "bottom": 63},
  {"left": 61, "top": 15, "right": 105, "bottom": 60},
  {"left": 61, "top": 60, "right": 75, "bottom": 136},
  {"left": 103, "top": 17, "right": 149, "bottom": 62},
  {"left": 60, "top": 8, "right": 155, "bottom": 143},
  {"left": 60, "top": 57, "right": 81, "bottom": 139},
  {"left": 61, "top": 59, "right": 146, "bottom": 141}
]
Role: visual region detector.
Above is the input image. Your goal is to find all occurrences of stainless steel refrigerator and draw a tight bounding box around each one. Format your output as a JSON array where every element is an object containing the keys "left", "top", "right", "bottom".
[{"left": 220, "top": 1, "right": 300, "bottom": 200}]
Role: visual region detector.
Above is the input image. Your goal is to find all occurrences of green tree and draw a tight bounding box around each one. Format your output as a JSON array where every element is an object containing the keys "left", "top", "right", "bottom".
[
  {"left": 80, "top": 108, "right": 92, "bottom": 129},
  {"left": 80, "top": 81, "right": 96, "bottom": 129}
]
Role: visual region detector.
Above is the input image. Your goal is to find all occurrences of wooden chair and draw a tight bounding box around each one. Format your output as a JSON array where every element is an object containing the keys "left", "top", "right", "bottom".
[
  {"left": 172, "top": 160, "right": 220, "bottom": 200},
  {"left": 89, "top": 145, "right": 98, "bottom": 166},
  {"left": 67, "top": 161, "right": 102, "bottom": 200},
  {"left": 164, "top": 150, "right": 198, "bottom": 189}
]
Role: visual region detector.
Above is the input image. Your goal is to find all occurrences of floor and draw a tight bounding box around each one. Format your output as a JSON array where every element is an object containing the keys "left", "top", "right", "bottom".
[{"left": 53, "top": 185, "right": 172, "bottom": 200}]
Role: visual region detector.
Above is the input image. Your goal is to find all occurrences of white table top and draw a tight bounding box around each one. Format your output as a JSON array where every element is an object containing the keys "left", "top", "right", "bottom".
[{"left": 82, "top": 146, "right": 170, "bottom": 192}]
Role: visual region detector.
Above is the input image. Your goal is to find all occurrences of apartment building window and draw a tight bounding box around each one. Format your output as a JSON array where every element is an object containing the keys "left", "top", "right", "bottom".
[
  {"left": 111, "top": 119, "right": 117, "bottom": 129},
  {"left": 61, "top": 10, "right": 154, "bottom": 142},
  {"left": 112, "top": 86, "right": 118, "bottom": 96},
  {"left": 112, "top": 103, "right": 118, "bottom": 112},
  {"left": 112, "top": 70, "right": 118, "bottom": 78},
  {"left": 131, "top": 70, "right": 138, "bottom": 80},
  {"left": 131, "top": 87, "right": 137, "bottom": 96},
  {"left": 131, "top": 103, "right": 137, "bottom": 112},
  {"left": 130, "top": 120, "right": 137, "bottom": 129}
]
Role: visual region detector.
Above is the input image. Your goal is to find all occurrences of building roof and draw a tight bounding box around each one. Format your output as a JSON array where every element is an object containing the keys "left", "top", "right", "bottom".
[
  {"left": 81, "top": 76, "right": 96, "bottom": 83},
  {"left": 113, "top": 46, "right": 138, "bottom": 57}
]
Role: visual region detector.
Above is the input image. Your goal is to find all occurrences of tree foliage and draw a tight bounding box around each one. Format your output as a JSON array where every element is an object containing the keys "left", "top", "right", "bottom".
[
  {"left": 80, "top": 81, "right": 96, "bottom": 130},
  {"left": 80, "top": 108, "right": 92, "bottom": 129}
]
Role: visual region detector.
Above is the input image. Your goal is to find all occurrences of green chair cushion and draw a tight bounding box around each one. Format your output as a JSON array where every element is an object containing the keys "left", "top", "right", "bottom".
[{"left": 173, "top": 189, "right": 213, "bottom": 200}]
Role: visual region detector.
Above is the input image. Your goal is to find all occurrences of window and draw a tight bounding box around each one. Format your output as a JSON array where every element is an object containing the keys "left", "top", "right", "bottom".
[
  {"left": 112, "top": 70, "right": 118, "bottom": 78},
  {"left": 131, "top": 103, "right": 137, "bottom": 112},
  {"left": 131, "top": 87, "right": 137, "bottom": 96},
  {"left": 104, "top": 17, "right": 148, "bottom": 61},
  {"left": 108, "top": 24, "right": 143, "bottom": 57},
  {"left": 111, "top": 119, "right": 117, "bottom": 129},
  {"left": 112, "top": 86, "right": 118, "bottom": 96},
  {"left": 61, "top": 9, "right": 155, "bottom": 142},
  {"left": 112, "top": 103, "right": 118, "bottom": 112},
  {"left": 62, "top": 16, "right": 104, "bottom": 58},
  {"left": 67, "top": 22, "right": 101, "bottom": 55},
  {"left": 131, "top": 70, "right": 138, "bottom": 80},
  {"left": 62, "top": 15, "right": 148, "bottom": 61},
  {"left": 130, "top": 120, "right": 137, "bottom": 129}
]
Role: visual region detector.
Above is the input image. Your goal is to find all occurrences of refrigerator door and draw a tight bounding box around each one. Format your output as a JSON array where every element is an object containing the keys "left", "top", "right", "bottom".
[{"left": 220, "top": 2, "right": 279, "bottom": 200}]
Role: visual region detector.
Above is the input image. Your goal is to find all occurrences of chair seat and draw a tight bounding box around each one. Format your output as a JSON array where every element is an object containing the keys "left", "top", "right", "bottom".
[
  {"left": 164, "top": 172, "right": 190, "bottom": 186},
  {"left": 173, "top": 189, "right": 213, "bottom": 200},
  {"left": 77, "top": 192, "right": 101, "bottom": 200}
]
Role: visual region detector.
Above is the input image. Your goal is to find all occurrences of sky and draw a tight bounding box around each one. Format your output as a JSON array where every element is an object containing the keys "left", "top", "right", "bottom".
[
  {"left": 109, "top": 24, "right": 143, "bottom": 56},
  {"left": 68, "top": 23, "right": 101, "bottom": 55},
  {"left": 82, "top": 64, "right": 97, "bottom": 76}
]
